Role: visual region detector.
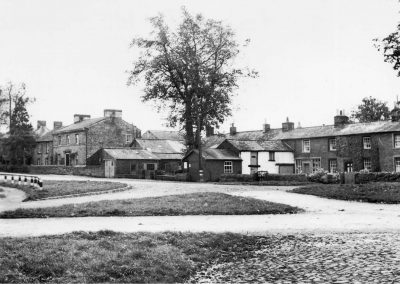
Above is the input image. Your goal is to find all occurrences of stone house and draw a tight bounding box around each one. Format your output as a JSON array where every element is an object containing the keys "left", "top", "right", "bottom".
[
  {"left": 38, "top": 109, "right": 141, "bottom": 166},
  {"left": 33, "top": 121, "right": 63, "bottom": 165},
  {"left": 182, "top": 148, "right": 242, "bottom": 181}
]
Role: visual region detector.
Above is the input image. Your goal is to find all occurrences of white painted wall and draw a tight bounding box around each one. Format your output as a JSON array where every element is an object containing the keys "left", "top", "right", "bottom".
[{"left": 240, "top": 151, "right": 294, "bottom": 174}]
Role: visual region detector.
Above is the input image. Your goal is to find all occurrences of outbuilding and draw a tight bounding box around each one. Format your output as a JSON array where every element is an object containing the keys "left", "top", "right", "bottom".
[{"left": 182, "top": 148, "right": 242, "bottom": 182}]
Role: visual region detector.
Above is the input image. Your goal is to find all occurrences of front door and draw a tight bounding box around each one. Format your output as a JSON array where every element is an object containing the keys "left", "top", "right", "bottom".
[
  {"left": 105, "top": 159, "right": 115, "bottom": 178},
  {"left": 345, "top": 162, "right": 353, "bottom": 173},
  {"left": 303, "top": 162, "right": 311, "bottom": 174},
  {"left": 65, "top": 153, "right": 70, "bottom": 166},
  {"left": 250, "top": 152, "right": 258, "bottom": 174}
]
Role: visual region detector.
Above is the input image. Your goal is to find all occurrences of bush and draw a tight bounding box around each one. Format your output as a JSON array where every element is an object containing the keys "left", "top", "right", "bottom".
[
  {"left": 0, "top": 165, "right": 29, "bottom": 173},
  {"left": 356, "top": 172, "right": 400, "bottom": 184},
  {"left": 219, "top": 174, "right": 254, "bottom": 182}
]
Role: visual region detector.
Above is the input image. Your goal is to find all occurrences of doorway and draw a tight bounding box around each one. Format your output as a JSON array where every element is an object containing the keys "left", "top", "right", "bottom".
[
  {"left": 303, "top": 162, "right": 311, "bottom": 174},
  {"left": 105, "top": 159, "right": 115, "bottom": 178},
  {"left": 65, "top": 153, "right": 70, "bottom": 166}
]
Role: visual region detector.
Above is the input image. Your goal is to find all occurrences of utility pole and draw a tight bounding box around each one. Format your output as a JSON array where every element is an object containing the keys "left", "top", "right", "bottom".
[{"left": 196, "top": 94, "right": 204, "bottom": 182}]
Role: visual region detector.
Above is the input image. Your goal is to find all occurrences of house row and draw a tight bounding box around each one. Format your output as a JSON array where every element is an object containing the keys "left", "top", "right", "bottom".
[{"left": 33, "top": 106, "right": 400, "bottom": 181}]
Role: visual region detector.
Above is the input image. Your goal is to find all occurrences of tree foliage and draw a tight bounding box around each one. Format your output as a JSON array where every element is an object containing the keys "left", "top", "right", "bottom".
[
  {"left": 128, "top": 8, "right": 257, "bottom": 149},
  {"left": 374, "top": 23, "right": 400, "bottom": 76},
  {"left": 351, "top": 96, "right": 390, "bottom": 123}
]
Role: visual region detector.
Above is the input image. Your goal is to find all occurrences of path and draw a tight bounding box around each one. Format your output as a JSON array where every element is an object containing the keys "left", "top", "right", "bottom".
[{"left": 0, "top": 175, "right": 399, "bottom": 237}]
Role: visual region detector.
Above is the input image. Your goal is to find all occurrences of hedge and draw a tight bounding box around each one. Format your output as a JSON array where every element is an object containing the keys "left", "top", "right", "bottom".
[
  {"left": 219, "top": 173, "right": 308, "bottom": 183},
  {"left": 356, "top": 172, "right": 400, "bottom": 184}
]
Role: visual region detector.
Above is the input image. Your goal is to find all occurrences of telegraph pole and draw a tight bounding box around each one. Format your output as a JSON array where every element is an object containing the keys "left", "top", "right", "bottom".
[{"left": 196, "top": 94, "right": 204, "bottom": 182}]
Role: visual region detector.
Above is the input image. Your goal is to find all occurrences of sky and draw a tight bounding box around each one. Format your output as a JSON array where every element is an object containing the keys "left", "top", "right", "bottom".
[{"left": 1, "top": 0, "right": 400, "bottom": 134}]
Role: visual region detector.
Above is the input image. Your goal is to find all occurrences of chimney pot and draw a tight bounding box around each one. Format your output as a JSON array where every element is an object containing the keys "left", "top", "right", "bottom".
[
  {"left": 334, "top": 110, "right": 349, "bottom": 127},
  {"left": 37, "top": 120, "right": 46, "bottom": 129},
  {"left": 282, "top": 117, "right": 294, "bottom": 132},
  {"left": 74, "top": 114, "right": 91, "bottom": 124},
  {"left": 230, "top": 123, "right": 237, "bottom": 135},
  {"left": 263, "top": 123, "right": 270, "bottom": 133},
  {"left": 104, "top": 109, "right": 122, "bottom": 118},
  {"left": 53, "top": 121, "right": 63, "bottom": 130}
]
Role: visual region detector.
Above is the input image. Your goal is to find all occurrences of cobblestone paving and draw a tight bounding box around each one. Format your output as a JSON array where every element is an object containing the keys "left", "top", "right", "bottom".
[{"left": 188, "top": 233, "right": 400, "bottom": 283}]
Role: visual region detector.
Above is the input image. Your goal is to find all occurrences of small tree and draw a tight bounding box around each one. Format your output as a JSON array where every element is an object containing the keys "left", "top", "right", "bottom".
[
  {"left": 128, "top": 8, "right": 257, "bottom": 150},
  {"left": 351, "top": 96, "right": 390, "bottom": 122}
]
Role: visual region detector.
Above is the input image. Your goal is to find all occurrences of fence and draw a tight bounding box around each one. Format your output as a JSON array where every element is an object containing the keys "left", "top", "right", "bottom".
[{"left": 0, "top": 172, "right": 43, "bottom": 188}]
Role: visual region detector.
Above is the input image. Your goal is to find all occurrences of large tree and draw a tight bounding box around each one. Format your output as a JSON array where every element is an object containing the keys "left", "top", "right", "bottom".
[
  {"left": 3, "top": 96, "right": 36, "bottom": 165},
  {"left": 375, "top": 23, "right": 400, "bottom": 76},
  {"left": 351, "top": 96, "right": 390, "bottom": 122},
  {"left": 128, "top": 9, "right": 256, "bottom": 149}
]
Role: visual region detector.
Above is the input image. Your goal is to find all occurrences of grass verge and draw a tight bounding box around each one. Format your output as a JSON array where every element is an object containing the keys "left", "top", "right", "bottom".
[
  {"left": 0, "top": 231, "right": 273, "bottom": 283},
  {"left": 290, "top": 182, "right": 400, "bottom": 203},
  {"left": 14, "top": 180, "right": 127, "bottom": 201},
  {"left": 0, "top": 192, "right": 302, "bottom": 218}
]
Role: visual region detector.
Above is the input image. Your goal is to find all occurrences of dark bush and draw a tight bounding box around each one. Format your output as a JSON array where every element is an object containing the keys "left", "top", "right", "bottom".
[{"left": 0, "top": 165, "right": 29, "bottom": 173}]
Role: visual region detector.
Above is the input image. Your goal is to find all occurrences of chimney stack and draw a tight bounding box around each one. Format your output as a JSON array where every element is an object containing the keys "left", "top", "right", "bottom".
[
  {"left": 53, "top": 121, "right": 63, "bottom": 130},
  {"left": 230, "top": 123, "right": 237, "bottom": 135},
  {"left": 74, "top": 114, "right": 91, "bottom": 124},
  {"left": 104, "top": 109, "right": 122, "bottom": 118},
  {"left": 263, "top": 123, "right": 270, "bottom": 133},
  {"left": 282, "top": 117, "right": 294, "bottom": 132},
  {"left": 37, "top": 120, "right": 46, "bottom": 130},
  {"left": 206, "top": 126, "right": 215, "bottom": 137},
  {"left": 334, "top": 109, "right": 349, "bottom": 127}
]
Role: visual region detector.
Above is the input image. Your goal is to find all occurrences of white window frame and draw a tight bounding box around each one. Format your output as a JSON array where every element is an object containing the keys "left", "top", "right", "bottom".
[
  {"left": 395, "top": 135, "right": 400, "bottom": 148},
  {"left": 224, "top": 161, "right": 233, "bottom": 173},
  {"left": 363, "top": 158, "right": 372, "bottom": 171},
  {"left": 269, "top": 151, "right": 275, "bottom": 161},
  {"left": 37, "top": 144, "right": 42, "bottom": 154},
  {"left": 66, "top": 135, "right": 70, "bottom": 145},
  {"left": 58, "top": 136, "right": 61, "bottom": 146},
  {"left": 329, "top": 159, "right": 337, "bottom": 173},
  {"left": 46, "top": 143, "right": 49, "bottom": 153},
  {"left": 126, "top": 134, "right": 132, "bottom": 143},
  {"left": 311, "top": 158, "right": 321, "bottom": 173},
  {"left": 295, "top": 159, "right": 302, "bottom": 174},
  {"left": 37, "top": 158, "right": 41, "bottom": 165},
  {"left": 363, "top": 137, "right": 371, "bottom": 149},
  {"left": 75, "top": 134, "right": 79, "bottom": 145},
  {"left": 303, "top": 139, "right": 310, "bottom": 153},
  {"left": 395, "top": 158, "right": 400, "bottom": 172},
  {"left": 329, "top": 138, "right": 336, "bottom": 151}
]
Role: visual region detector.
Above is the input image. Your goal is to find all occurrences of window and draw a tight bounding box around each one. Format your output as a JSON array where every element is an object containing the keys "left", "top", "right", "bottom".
[
  {"left": 395, "top": 135, "right": 400, "bottom": 148},
  {"left": 363, "top": 137, "right": 371, "bottom": 149},
  {"left": 75, "top": 134, "right": 79, "bottom": 145},
  {"left": 130, "top": 163, "right": 136, "bottom": 173},
  {"left": 329, "top": 159, "right": 337, "bottom": 173},
  {"left": 45, "top": 158, "right": 49, "bottom": 165},
  {"left": 329, "top": 138, "right": 336, "bottom": 151},
  {"left": 269, "top": 151, "right": 275, "bottom": 161},
  {"left": 224, "top": 161, "right": 233, "bottom": 173},
  {"left": 126, "top": 134, "right": 132, "bottom": 143},
  {"left": 363, "top": 158, "right": 372, "bottom": 171},
  {"left": 37, "top": 158, "right": 41, "bottom": 165},
  {"left": 66, "top": 135, "right": 70, "bottom": 145},
  {"left": 295, "top": 160, "right": 302, "bottom": 174},
  {"left": 303, "top": 139, "right": 310, "bottom": 153},
  {"left": 312, "top": 158, "right": 321, "bottom": 173},
  {"left": 37, "top": 144, "right": 42, "bottom": 154},
  {"left": 395, "top": 158, "right": 400, "bottom": 172},
  {"left": 46, "top": 143, "right": 49, "bottom": 153},
  {"left": 146, "top": 163, "right": 155, "bottom": 171},
  {"left": 58, "top": 136, "right": 61, "bottom": 145}
]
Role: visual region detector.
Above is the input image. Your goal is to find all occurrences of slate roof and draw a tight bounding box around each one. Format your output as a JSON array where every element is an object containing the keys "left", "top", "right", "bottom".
[
  {"left": 104, "top": 148, "right": 160, "bottom": 160},
  {"left": 135, "top": 139, "right": 185, "bottom": 154},
  {"left": 184, "top": 148, "right": 242, "bottom": 161},
  {"left": 141, "top": 130, "right": 184, "bottom": 141},
  {"left": 53, "top": 117, "right": 106, "bottom": 134},
  {"left": 224, "top": 139, "right": 292, "bottom": 152},
  {"left": 36, "top": 130, "right": 55, "bottom": 142}
]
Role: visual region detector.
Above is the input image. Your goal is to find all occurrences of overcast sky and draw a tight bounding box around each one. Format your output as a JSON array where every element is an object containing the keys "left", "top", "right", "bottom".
[{"left": 1, "top": 0, "right": 400, "bottom": 133}]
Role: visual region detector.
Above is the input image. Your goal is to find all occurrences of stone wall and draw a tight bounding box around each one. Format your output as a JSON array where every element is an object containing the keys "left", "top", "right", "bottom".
[{"left": 29, "top": 165, "right": 104, "bottom": 177}]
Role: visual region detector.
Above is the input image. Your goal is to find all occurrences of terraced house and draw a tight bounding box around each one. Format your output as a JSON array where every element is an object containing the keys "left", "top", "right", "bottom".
[{"left": 35, "top": 109, "right": 141, "bottom": 166}]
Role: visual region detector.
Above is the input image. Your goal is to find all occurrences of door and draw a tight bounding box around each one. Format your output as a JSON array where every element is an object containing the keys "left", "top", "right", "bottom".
[
  {"left": 250, "top": 152, "right": 259, "bottom": 174},
  {"left": 65, "top": 153, "right": 70, "bottom": 166},
  {"left": 345, "top": 162, "right": 353, "bottom": 173},
  {"left": 303, "top": 162, "right": 311, "bottom": 174},
  {"left": 105, "top": 159, "right": 115, "bottom": 178}
]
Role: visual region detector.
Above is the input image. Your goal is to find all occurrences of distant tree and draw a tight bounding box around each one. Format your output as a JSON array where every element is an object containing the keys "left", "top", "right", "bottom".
[
  {"left": 128, "top": 8, "right": 257, "bottom": 149},
  {"left": 3, "top": 96, "right": 36, "bottom": 165},
  {"left": 351, "top": 96, "right": 390, "bottom": 122}
]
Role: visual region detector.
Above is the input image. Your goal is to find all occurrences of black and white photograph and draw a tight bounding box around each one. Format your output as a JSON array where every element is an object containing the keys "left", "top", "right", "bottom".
[{"left": 1, "top": 0, "right": 400, "bottom": 283}]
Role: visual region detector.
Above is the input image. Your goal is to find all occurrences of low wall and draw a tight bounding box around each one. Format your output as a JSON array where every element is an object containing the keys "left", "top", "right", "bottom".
[
  {"left": 156, "top": 173, "right": 188, "bottom": 182},
  {"left": 220, "top": 173, "right": 308, "bottom": 183},
  {"left": 28, "top": 165, "right": 105, "bottom": 178}
]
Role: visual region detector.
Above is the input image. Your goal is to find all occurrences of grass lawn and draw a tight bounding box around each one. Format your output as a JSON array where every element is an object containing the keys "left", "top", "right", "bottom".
[
  {"left": 0, "top": 231, "right": 270, "bottom": 283},
  {"left": 290, "top": 182, "right": 400, "bottom": 203},
  {"left": 12, "top": 180, "right": 128, "bottom": 201},
  {"left": 0, "top": 192, "right": 302, "bottom": 218}
]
